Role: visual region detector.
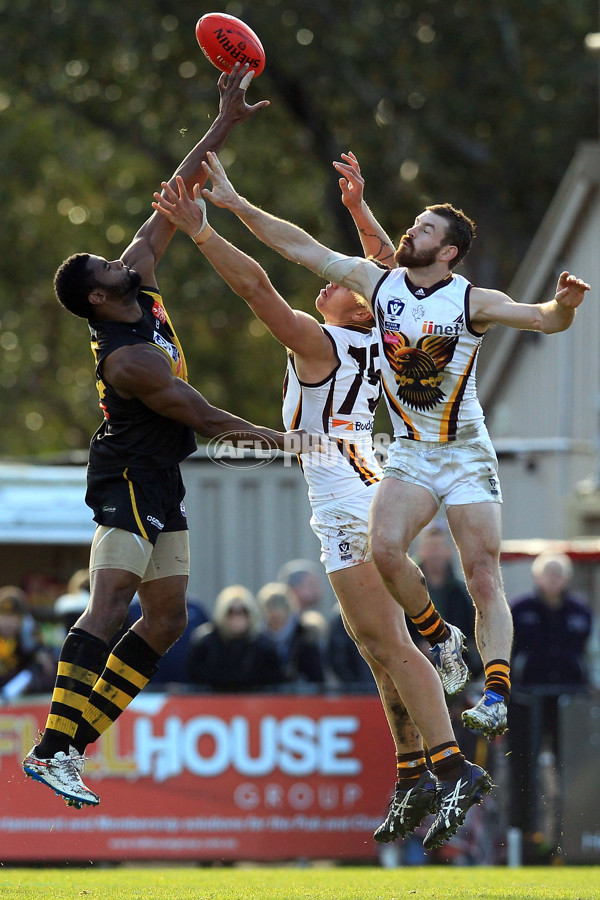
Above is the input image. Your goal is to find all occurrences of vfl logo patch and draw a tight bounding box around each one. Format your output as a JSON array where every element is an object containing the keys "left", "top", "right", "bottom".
[{"left": 386, "top": 298, "right": 405, "bottom": 319}]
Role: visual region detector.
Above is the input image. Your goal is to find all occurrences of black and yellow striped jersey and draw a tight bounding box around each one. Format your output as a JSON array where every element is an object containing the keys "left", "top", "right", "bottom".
[{"left": 87, "top": 286, "right": 196, "bottom": 470}]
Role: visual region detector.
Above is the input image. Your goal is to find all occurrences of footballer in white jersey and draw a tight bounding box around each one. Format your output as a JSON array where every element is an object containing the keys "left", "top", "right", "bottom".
[
  {"left": 372, "top": 268, "right": 487, "bottom": 443},
  {"left": 282, "top": 322, "right": 383, "bottom": 503},
  {"left": 283, "top": 322, "right": 384, "bottom": 571}
]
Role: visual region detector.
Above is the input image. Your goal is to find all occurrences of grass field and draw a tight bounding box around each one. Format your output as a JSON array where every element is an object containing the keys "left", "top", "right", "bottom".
[{"left": 0, "top": 866, "right": 598, "bottom": 900}]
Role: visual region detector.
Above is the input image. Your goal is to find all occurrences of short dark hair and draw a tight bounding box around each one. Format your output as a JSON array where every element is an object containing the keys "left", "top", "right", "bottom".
[
  {"left": 426, "top": 203, "right": 476, "bottom": 267},
  {"left": 54, "top": 253, "right": 97, "bottom": 318}
]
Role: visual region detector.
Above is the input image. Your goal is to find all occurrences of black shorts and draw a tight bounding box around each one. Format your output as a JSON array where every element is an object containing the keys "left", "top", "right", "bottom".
[{"left": 86, "top": 464, "right": 188, "bottom": 545}]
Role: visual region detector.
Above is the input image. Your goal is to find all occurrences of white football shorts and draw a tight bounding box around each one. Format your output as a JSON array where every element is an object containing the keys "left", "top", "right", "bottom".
[
  {"left": 384, "top": 434, "right": 502, "bottom": 507},
  {"left": 309, "top": 484, "right": 376, "bottom": 574}
]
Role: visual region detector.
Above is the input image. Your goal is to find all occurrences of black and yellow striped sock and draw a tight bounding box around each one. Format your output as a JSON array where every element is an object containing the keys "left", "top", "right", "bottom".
[
  {"left": 36, "top": 628, "right": 109, "bottom": 758},
  {"left": 484, "top": 659, "right": 511, "bottom": 703},
  {"left": 396, "top": 750, "right": 428, "bottom": 789},
  {"left": 409, "top": 600, "right": 448, "bottom": 646},
  {"left": 73, "top": 630, "right": 161, "bottom": 752},
  {"left": 430, "top": 741, "right": 465, "bottom": 782}
]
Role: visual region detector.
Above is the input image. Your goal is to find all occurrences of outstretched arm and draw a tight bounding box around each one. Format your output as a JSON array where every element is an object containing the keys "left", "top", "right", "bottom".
[
  {"left": 333, "top": 151, "right": 397, "bottom": 267},
  {"left": 200, "top": 152, "right": 383, "bottom": 305},
  {"left": 152, "top": 177, "right": 332, "bottom": 360},
  {"left": 471, "top": 271, "right": 590, "bottom": 333},
  {"left": 121, "top": 64, "right": 268, "bottom": 286},
  {"left": 102, "top": 343, "right": 300, "bottom": 452}
]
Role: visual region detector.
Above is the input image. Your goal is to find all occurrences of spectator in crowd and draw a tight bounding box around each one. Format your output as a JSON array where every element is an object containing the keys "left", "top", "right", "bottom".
[
  {"left": 507, "top": 551, "right": 594, "bottom": 860},
  {"left": 277, "top": 559, "right": 327, "bottom": 615},
  {"left": 184, "top": 585, "right": 285, "bottom": 692},
  {"left": 0, "top": 586, "right": 55, "bottom": 703},
  {"left": 277, "top": 558, "right": 329, "bottom": 649},
  {"left": 257, "top": 582, "right": 325, "bottom": 685},
  {"left": 327, "top": 602, "right": 375, "bottom": 689}
]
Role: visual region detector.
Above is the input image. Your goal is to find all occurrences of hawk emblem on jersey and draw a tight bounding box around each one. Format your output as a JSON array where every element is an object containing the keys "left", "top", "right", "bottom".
[{"left": 377, "top": 306, "right": 459, "bottom": 411}]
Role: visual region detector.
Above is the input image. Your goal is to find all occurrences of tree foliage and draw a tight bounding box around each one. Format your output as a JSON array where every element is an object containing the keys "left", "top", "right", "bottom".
[{"left": 0, "top": 0, "right": 597, "bottom": 456}]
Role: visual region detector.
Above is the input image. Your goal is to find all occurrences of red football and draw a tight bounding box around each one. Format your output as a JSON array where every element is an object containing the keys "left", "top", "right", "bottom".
[{"left": 195, "top": 13, "right": 265, "bottom": 78}]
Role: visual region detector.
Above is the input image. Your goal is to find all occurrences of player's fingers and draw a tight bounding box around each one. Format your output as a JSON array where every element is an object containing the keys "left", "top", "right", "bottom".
[
  {"left": 228, "top": 62, "right": 246, "bottom": 88},
  {"left": 161, "top": 181, "right": 180, "bottom": 200},
  {"left": 333, "top": 162, "right": 353, "bottom": 178},
  {"left": 246, "top": 99, "right": 270, "bottom": 114},
  {"left": 152, "top": 200, "right": 173, "bottom": 216},
  {"left": 334, "top": 160, "right": 363, "bottom": 181},
  {"left": 341, "top": 150, "right": 360, "bottom": 169},
  {"left": 153, "top": 191, "right": 174, "bottom": 208},
  {"left": 175, "top": 175, "right": 191, "bottom": 198},
  {"left": 207, "top": 151, "right": 226, "bottom": 177},
  {"left": 240, "top": 69, "right": 255, "bottom": 91}
]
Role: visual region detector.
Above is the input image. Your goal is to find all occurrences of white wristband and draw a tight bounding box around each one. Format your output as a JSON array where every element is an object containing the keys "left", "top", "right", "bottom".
[{"left": 191, "top": 192, "right": 210, "bottom": 239}]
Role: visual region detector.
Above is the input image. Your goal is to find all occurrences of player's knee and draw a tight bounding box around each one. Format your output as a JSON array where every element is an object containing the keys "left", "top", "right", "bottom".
[
  {"left": 151, "top": 606, "right": 187, "bottom": 647},
  {"left": 465, "top": 556, "right": 501, "bottom": 603},
  {"left": 80, "top": 585, "right": 135, "bottom": 638},
  {"left": 370, "top": 535, "right": 403, "bottom": 581},
  {"left": 354, "top": 628, "right": 400, "bottom": 669}
]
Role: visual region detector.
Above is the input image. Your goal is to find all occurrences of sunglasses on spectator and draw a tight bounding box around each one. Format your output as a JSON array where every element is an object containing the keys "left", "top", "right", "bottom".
[{"left": 227, "top": 606, "right": 249, "bottom": 616}]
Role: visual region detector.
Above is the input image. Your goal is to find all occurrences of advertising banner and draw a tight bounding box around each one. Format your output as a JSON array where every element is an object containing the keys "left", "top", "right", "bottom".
[{"left": 1, "top": 693, "right": 394, "bottom": 862}]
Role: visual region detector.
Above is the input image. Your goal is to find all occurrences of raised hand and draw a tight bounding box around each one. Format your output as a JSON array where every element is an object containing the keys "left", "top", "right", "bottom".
[
  {"left": 217, "top": 62, "right": 270, "bottom": 124},
  {"left": 333, "top": 151, "right": 365, "bottom": 214},
  {"left": 554, "top": 270, "right": 590, "bottom": 310},
  {"left": 152, "top": 176, "right": 207, "bottom": 238},
  {"left": 201, "top": 151, "right": 242, "bottom": 210}
]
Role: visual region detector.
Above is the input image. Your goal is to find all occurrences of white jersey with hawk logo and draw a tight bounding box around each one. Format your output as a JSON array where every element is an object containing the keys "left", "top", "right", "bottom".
[
  {"left": 372, "top": 268, "right": 487, "bottom": 442},
  {"left": 282, "top": 324, "right": 383, "bottom": 502}
]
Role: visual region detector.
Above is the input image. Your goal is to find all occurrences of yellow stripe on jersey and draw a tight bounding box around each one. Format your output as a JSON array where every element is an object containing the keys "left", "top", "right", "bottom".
[
  {"left": 439, "top": 346, "right": 478, "bottom": 441},
  {"left": 382, "top": 377, "right": 420, "bottom": 440},
  {"left": 122, "top": 468, "right": 149, "bottom": 540},
  {"left": 142, "top": 287, "right": 188, "bottom": 382},
  {"left": 336, "top": 440, "right": 381, "bottom": 486},
  {"left": 291, "top": 396, "right": 302, "bottom": 430}
]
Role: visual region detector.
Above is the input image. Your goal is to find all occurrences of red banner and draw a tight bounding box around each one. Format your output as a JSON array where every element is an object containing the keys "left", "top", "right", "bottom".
[{"left": 1, "top": 693, "right": 395, "bottom": 862}]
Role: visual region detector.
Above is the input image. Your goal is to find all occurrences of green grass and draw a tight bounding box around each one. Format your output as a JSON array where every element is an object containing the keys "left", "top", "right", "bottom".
[{"left": 0, "top": 866, "right": 598, "bottom": 900}]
